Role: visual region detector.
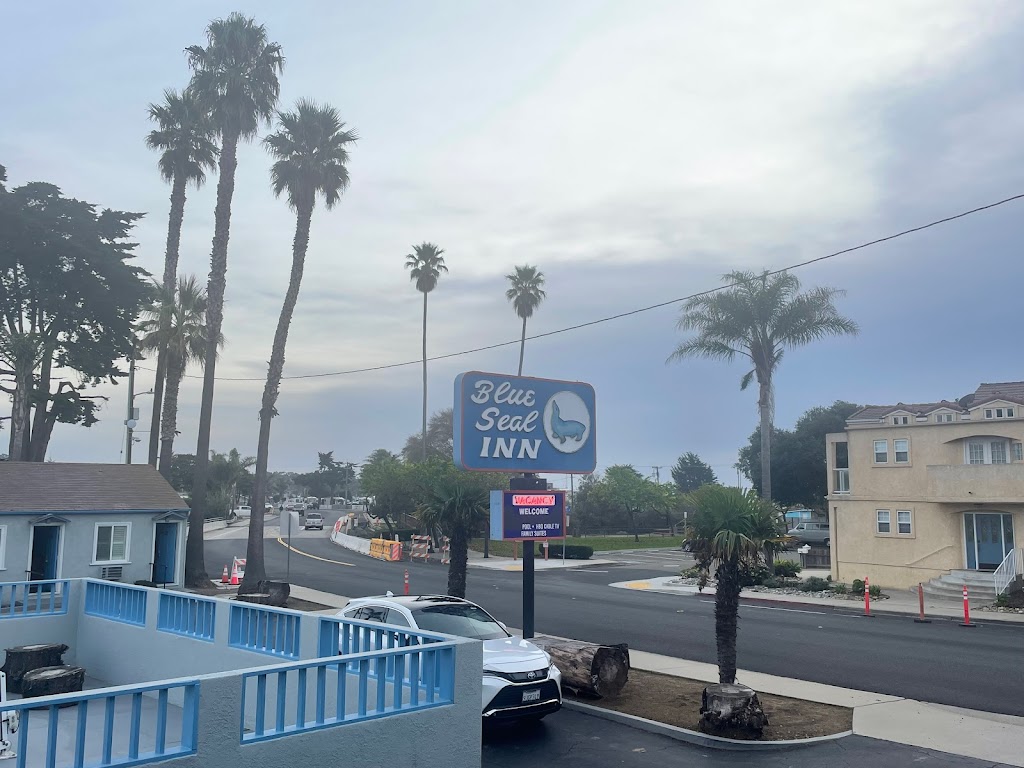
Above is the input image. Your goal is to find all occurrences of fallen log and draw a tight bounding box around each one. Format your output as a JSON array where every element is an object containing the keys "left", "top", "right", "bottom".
[{"left": 531, "top": 637, "right": 629, "bottom": 698}]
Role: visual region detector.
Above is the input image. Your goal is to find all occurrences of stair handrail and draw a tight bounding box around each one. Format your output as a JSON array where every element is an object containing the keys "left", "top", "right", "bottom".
[{"left": 993, "top": 547, "right": 1023, "bottom": 596}]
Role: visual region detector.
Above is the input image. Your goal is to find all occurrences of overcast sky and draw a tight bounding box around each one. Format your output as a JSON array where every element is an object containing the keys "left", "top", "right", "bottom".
[{"left": 3, "top": 1, "right": 1024, "bottom": 480}]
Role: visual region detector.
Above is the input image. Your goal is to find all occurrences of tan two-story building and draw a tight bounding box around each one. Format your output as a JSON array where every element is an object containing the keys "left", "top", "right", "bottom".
[{"left": 826, "top": 382, "right": 1024, "bottom": 592}]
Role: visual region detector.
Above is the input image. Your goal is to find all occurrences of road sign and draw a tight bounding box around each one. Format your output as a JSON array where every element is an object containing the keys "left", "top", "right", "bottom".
[
  {"left": 490, "top": 490, "right": 566, "bottom": 541},
  {"left": 453, "top": 372, "right": 596, "bottom": 473}
]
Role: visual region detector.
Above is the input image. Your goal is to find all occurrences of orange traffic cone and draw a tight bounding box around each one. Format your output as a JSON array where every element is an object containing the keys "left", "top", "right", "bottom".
[
  {"left": 221, "top": 565, "right": 229, "bottom": 584},
  {"left": 230, "top": 561, "right": 240, "bottom": 586}
]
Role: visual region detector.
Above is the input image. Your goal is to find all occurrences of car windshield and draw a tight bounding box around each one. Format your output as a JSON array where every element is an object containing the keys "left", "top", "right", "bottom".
[{"left": 412, "top": 604, "right": 509, "bottom": 640}]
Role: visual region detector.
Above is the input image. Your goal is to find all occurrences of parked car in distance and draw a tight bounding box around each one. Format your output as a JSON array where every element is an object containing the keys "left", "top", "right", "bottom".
[
  {"left": 286, "top": 501, "right": 305, "bottom": 512},
  {"left": 786, "top": 520, "right": 830, "bottom": 546},
  {"left": 231, "top": 505, "right": 251, "bottom": 518},
  {"left": 337, "top": 595, "right": 561, "bottom": 721},
  {"left": 303, "top": 511, "right": 324, "bottom": 530}
]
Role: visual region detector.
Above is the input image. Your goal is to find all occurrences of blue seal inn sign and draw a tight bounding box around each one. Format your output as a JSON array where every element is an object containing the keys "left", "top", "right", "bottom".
[{"left": 453, "top": 372, "right": 596, "bottom": 473}]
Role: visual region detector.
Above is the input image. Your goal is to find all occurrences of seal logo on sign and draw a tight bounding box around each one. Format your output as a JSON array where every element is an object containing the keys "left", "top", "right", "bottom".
[{"left": 543, "top": 392, "right": 591, "bottom": 454}]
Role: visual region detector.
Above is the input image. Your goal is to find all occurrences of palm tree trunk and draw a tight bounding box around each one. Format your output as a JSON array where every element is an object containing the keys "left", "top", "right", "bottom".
[
  {"left": 242, "top": 201, "right": 313, "bottom": 592},
  {"left": 447, "top": 526, "right": 469, "bottom": 598},
  {"left": 420, "top": 291, "right": 428, "bottom": 462},
  {"left": 517, "top": 315, "right": 527, "bottom": 376},
  {"left": 715, "top": 557, "right": 741, "bottom": 684},
  {"left": 758, "top": 378, "right": 772, "bottom": 502},
  {"left": 158, "top": 355, "right": 185, "bottom": 480},
  {"left": 186, "top": 131, "right": 239, "bottom": 588},
  {"left": 149, "top": 175, "right": 188, "bottom": 467}
]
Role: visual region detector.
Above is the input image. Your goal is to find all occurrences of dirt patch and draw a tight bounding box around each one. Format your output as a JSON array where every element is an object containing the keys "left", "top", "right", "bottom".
[{"left": 566, "top": 669, "right": 852, "bottom": 741}]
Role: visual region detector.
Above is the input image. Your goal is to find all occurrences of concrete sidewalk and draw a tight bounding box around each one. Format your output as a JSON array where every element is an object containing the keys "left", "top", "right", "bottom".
[
  {"left": 612, "top": 575, "right": 1024, "bottom": 624},
  {"left": 468, "top": 548, "right": 616, "bottom": 571}
]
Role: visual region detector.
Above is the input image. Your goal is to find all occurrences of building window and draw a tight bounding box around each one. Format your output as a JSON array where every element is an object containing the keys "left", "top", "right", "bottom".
[
  {"left": 991, "top": 441, "right": 1008, "bottom": 465},
  {"left": 968, "top": 441, "right": 985, "bottom": 464},
  {"left": 1014, "top": 442, "right": 1023, "bottom": 462},
  {"left": 897, "top": 510, "right": 912, "bottom": 535},
  {"left": 966, "top": 439, "right": 1012, "bottom": 465},
  {"left": 935, "top": 413, "right": 955, "bottom": 423},
  {"left": 876, "top": 510, "right": 891, "bottom": 534},
  {"left": 892, "top": 415, "right": 909, "bottom": 425},
  {"left": 94, "top": 523, "right": 130, "bottom": 564},
  {"left": 984, "top": 407, "right": 1016, "bottom": 419},
  {"left": 0, "top": 525, "right": 6, "bottom": 570},
  {"left": 894, "top": 439, "right": 910, "bottom": 464},
  {"left": 873, "top": 440, "right": 888, "bottom": 464},
  {"left": 985, "top": 409, "right": 993, "bottom": 419}
]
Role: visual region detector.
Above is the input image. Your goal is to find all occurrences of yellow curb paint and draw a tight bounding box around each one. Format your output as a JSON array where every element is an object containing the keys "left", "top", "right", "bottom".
[
  {"left": 625, "top": 581, "right": 651, "bottom": 590},
  {"left": 275, "top": 537, "right": 356, "bottom": 567}
]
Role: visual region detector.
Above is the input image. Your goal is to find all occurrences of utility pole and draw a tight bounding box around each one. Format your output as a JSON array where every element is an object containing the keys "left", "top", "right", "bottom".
[
  {"left": 652, "top": 466, "right": 662, "bottom": 484},
  {"left": 124, "top": 356, "right": 136, "bottom": 464}
]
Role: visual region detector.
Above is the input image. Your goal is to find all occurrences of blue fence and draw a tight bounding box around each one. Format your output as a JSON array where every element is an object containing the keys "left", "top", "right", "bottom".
[
  {"left": 318, "top": 615, "right": 449, "bottom": 658},
  {"left": 229, "top": 603, "right": 301, "bottom": 659},
  {"left": 84, "top": 580, "right": 148, "bottom": 626},
  {"left": 0, "top": 580, "right": 69, "bottom": 619},
  {"left": 239, "top": 644, "right": 456, "bottom": 743},
  {"left": 158, "top": 592, "right": 217, "bottom": 642},
  {"left": 0, "top": 679, "right": 199, "bottom": 768}
]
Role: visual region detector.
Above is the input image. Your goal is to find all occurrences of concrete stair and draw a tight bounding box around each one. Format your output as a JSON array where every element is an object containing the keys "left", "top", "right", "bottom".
[{"left": 922, "top": 570, "right": 997, "bottom": 602}]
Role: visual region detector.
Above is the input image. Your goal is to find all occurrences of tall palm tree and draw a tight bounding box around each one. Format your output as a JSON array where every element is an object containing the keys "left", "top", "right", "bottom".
[
  {"left": 242, "top": 101, "right": 356, "bottom": 590},
  {"left": 505, "top": 265, "right": 546, "bottom": 376},
  {"left": 418, "top": 477, "right": 489, "bottom": 598},
  {"left": 144, "top": 89, "right": 218, "bottom": 468},
  {"left": 137, "top": 276, "right": 220, "bottom": 479},
  {"left": 405, "top": 243, "right": 447, "bottom": 462},
  {"left": 182, "top": 13, "right": 283, "bottom": 587},
  {"left": 671, "top": 270, "right": 857, "bottom": 502},
  {"left": 687, "top": 485, "right": 779, "bottom": 684}
]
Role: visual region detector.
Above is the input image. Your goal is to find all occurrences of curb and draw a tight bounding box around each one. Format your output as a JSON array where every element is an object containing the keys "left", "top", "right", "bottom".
[{"left": 563, "top": 700, "right": 853, "bottom": 751}]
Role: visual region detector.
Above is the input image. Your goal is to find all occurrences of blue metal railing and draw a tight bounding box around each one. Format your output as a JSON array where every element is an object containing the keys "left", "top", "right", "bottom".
[
  {"left": 239, "top": 643, "right": 456, "bottom": 743},
  {"left": 84, "top": 580, "right": 148, "bottom": 626},
  {"left": 0, "top": 679, "right": 199, "bottom": 768},
  {"left": 157, "top": 592, "right": 217, "bottom": 641},
  {"left": 229, "top": 603, "right": 301, "bottom": 659},
  {"left": 0, "top": 580, "right": 70, "bottom": 619}
]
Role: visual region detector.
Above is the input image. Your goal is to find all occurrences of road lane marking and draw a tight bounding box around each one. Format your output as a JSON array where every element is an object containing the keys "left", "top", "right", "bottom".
[
  {"left": 275, "top": 538, "right": 356, "bottom": 567},
  {"left": 699, "top": 599, "right": 826, "bottom": 615}
]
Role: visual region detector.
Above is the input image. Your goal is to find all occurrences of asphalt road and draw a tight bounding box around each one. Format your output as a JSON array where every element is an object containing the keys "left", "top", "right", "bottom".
[{"left": 206, "top": 517, "right": 1024, "bottom": 716}]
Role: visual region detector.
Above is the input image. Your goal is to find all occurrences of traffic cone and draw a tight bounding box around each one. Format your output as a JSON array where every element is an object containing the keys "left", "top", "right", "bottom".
[
  {"left": 221, "top": 565, "right": 229, "bottom": 584},
  {"left": 230, "top": 561, "right": 240, "bottom": 586}
]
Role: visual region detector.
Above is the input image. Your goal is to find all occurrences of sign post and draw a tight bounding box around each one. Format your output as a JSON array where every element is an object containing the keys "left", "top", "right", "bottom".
[{"left": 456, "top": 371, "right": 595, "bottom": 641}]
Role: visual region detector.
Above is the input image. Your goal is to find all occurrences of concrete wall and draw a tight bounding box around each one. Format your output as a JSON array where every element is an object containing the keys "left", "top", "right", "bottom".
[{"left": 0, "top": 511, "right": 186, "bottom": 585}]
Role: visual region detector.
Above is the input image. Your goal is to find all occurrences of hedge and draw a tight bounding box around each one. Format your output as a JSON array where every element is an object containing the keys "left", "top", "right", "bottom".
[{"left": 544, "top": 544, "right": 594, "bottom": 560}]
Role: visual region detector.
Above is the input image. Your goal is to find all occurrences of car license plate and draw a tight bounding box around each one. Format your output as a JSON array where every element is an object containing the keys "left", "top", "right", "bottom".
[{"left": 522, "top": 689, "right": 541, "bottom": 703}]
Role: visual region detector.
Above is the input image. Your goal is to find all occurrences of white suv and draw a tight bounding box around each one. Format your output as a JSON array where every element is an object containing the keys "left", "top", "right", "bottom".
[{"left": 337, "top": 595, "right": 562, "bottom": 721}]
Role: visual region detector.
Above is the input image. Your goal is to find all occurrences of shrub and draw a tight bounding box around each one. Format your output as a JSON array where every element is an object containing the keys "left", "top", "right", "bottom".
[
  {"left": 995, "top": 593, "right": 1010, "bottom": 608},
  {"left": 546, "top": 544, "right": 593, "bottom": 560},
  {"left": 868, "top": 584, "right": 882, "bottom": 598},
  {"left": 740, "top": 564, "right": 773, "bottom": 587},
  {"left": 799, "top": 576, "right": 830, "bottom": 592},
  {"left": 851, "top": 579, "right": 865, "bottom": 596},
  {"left": 832, "top": 582, "right": 848, "bottom": 595},
  {"left": 681, "top": 567, "right": 703, "bottom": 579},
  {"left": 761, "top": 576, "right": 785, "bottom": 589},
  {"left": 773, "top": 560, "right": 802, "bottom": 578}
]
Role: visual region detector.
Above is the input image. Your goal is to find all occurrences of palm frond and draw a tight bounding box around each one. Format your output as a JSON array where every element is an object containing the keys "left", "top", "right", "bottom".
[
  {"left": 404, "top": 242, "right": 448, "bottom": 294},
  {"left": 504, "top": 264, "right": 546, "bottom": 320}
]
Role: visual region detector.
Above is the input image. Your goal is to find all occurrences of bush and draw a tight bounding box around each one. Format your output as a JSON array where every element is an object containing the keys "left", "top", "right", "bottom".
[
  {"left": 681, "top": 567, "right": 702, "bottom": 579},
  {"left": 868, "top": 584, "right": 882, "bottom": 598},
  {"left": 851, "top": 578, "right": 865, "bottom": 596},
  {"left": 773, "top": 560, "right": 802, "bottom": 578},
  {"left": 740, "top": 564, "right": 773, "bottom": 587},
  {"left": 546, "top": 544, "right": 593, "bottom": 560},
  {"left": 995, "top": 593, "right": 1010, "bottom": 608},
  {"left": 761, "top": 576, "right": 785, "bottom": 589},
  {"left": 832, "top": 582, "right": 848, "bottom": 595},
  {"left": 799, "top": 576, "right": 830, "bottom": 592}
]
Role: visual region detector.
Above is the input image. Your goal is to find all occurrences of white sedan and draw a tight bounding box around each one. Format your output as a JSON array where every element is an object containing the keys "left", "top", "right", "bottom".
[{"left": 337, "top": 595, "right": 562, "bottom": 721}]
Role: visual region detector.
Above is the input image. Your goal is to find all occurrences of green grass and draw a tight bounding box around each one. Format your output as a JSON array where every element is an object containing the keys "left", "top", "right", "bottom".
[{"left": 469, "top": 534, "right": 686, "bottom": 557}]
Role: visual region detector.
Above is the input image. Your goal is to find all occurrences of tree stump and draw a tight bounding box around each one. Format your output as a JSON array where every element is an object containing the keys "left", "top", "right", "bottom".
[
  {"left": 21, "top": 666, "right": 86, "bottom": 702},
  {"left": 700, "top": 683, "right": 769, "bottom": 737},
  {"left": 531, "top": 638, "right": 629, "bottom": 698},
  {"left": 235, "top": 593, "right": 272, "bottom": 605},
  {"left": 1, "top": 643, "right": 69, "bottom": 694},
  {"left": 257, "top": 580, "right": 290, "bottom": 607}
]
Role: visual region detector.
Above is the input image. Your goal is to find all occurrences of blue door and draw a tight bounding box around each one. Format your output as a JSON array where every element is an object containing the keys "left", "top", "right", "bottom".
[
  {"left": 30, "top": 525, "right": 61, "bottom": 591},
  {"left": 153, "top": 522, "right": 179, "bottom": 584},
  {"left": 965, "top": 513, "right": 1014, "bottom": 571}
]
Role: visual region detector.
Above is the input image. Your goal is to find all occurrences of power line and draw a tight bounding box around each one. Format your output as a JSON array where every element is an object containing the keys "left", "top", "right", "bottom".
[{"left": 137, "top": 192, "right": 1024, "bottom": 383}]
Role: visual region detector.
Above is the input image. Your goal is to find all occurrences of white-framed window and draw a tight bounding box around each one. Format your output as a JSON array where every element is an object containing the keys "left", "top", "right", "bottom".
[
  {"left": 876, "top": 510, "right": 891, "bottom": 534},
  {"left": 894, "top": 438, "right": 910, "bottom": 464},
  {"left": 991, "top": 440, "right": 1008, "bottom": 464},
  {"left": 892, "top": 415, "right": 909, "bottom": 425},
  {"left": 935, "top": 413, "right": 955, "bottom": 423},
  {"left": 873, "top": 440, "right": 888, "bottom": 464},
  {"left": 985, "top": 409, "right": 993, "bottom": 419},
  {"left": 968, "top": 441, "right": 986, "bottom": 464},
  {"left": 897, "top": 510, "right": 912, "bottom": 535},
  {"left": 984, "top": 407, "right": 1016, "bottom": 419},
  {"left": 0, "top": 525, "right": 7, "bottom": 570},
  {"left": 1015, "top": 442, "right": 1023, "bottom": 462},
  {"left": 93, "top": 523, "right": 131, "bottom": 564},
  {"left": 966, "top": 439, "right": 1013, "bottom": 465}
]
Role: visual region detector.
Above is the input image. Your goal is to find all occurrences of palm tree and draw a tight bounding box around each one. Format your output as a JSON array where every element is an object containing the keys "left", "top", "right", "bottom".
[
  {"left": 182, "top": 13, "right": 283, "bottom": 588},
  {"left": 405, "top": 244, "right": 447, "bottom": 462},
  {"left": 687, "top": 485, "right": 780, "bottom": 684},
  {"left": 671, "top": 270, "right": 857, "bottom": 502},
  {"left": 242, "top": 100, "right": 356, "bottom": 590},
  {"left": 144, "top": 89, "right": 217, "bottom": 468},
  {"left": 418, "top": 477, "right": 489, "bottom": 598},
  {"left": 137, "top": 276, "right": 219, "bottom": 479},
  {"left": 505, "top": 265, "right": 546, "bottom": 376}
]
